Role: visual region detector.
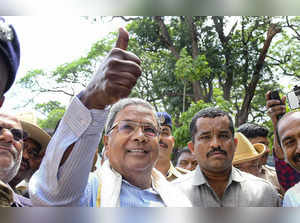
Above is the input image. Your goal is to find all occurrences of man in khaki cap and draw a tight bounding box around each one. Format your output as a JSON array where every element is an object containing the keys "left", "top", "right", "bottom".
[
  {"left": 233, "top": 132, "right": 266, "bottom": 176},
  {"left": 9, "top": 112, "right": 51, "bottom": 198}
]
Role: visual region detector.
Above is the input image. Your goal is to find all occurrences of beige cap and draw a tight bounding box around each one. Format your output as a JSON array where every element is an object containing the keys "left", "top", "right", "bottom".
[
  {"left": 233, "top": 132, "right": 266, "bottom": 165},
  {"left": 17, "top": 112, "right": 51, "bottom": 154}
]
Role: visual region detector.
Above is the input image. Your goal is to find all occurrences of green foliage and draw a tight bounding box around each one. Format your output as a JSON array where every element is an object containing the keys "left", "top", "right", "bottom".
[
  {"left": 37, "top": 108, "right": 65, "bottom": 130},
  {"left": 35, "top": 101, "right": 66, "bottom": 131},
  {"left": 35, "top": 101, "right": 64, "bottom": 115},
  {"left": 173, "top": 89, "right": 234, "bottom": 148},
  {"left": 175, "top": 48, "right": 211, "bottom": 82}
]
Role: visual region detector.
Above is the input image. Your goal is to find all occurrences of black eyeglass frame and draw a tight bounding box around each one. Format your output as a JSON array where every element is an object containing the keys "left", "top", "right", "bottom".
[
  {"left": 0, "top": 126, "right": 28, "bottom": 141},
  {"left": 106, "top": 120, "right": 161, "bottom": 137}
]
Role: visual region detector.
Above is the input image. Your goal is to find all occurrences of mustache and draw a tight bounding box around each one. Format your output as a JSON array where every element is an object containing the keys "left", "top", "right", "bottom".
[
  {"left": 0, "top": 141, "right": 18, "bottom": 159},
  {"left": 207, "top": 146, "right": 227, "bottom": 158},
  {"left": 21, "top": 158, "right": 30, "bottom": 169},
  {"left": 292, "top": 153, "right": 300, "bottom": 163}
]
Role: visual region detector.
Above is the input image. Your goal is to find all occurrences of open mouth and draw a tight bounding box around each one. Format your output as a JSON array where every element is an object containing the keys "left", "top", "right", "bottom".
[
  {"left": 127, "top": 149, "right": 149, "bottom": 154},
  {"left": 293, "top": 154, "right": 300, "bottom": 163}
]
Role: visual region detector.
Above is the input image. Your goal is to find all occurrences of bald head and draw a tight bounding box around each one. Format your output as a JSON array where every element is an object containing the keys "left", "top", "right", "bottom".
[{"left": 276, "top": 111, "right": 300, "bottom": 172}]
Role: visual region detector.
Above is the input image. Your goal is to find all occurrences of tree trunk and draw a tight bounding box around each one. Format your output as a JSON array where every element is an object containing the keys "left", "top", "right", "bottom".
[
  {"left": 186, "top": 16, "right": 203, "bottom": 102},
  {"left": 236, "top": 24, "right": 282, "bottom": 126},
  {"left": 212, "top": 16, "right": 237, "bottom": 101}
]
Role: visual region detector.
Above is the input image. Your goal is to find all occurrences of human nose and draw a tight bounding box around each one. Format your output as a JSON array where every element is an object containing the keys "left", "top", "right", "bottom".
[
  {"left": 0, "top": 128, "right": 14, "bottom": 143},
  {"left": 186, "top": 163, "right": 193, "bottom": 171},
  {"left": 210, "top": 135, "right": 220, "bottom": 148},
  {"left": 132, "top": 126, "right": 147, "bottom": 142},
  {"left": 22, "top": 147, "right": 29, "bottom": 159}
]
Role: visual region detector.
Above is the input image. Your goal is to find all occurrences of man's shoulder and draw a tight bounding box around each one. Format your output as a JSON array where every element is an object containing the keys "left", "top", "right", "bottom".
[
  {"left": 283, "top": 182, "right": 300, "bottom": 207},
  {"left": 237, "top": 169, "right": 278, "bottom": 192},
  {"left": 172, "top": 170, "right": 195, "bottom": 184},
  {"left": 286, "top": 182, "right": 300, "bottom": 194}
]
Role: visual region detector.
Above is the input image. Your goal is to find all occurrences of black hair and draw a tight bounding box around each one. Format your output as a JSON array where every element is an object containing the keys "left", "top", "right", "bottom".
[
  {"left": 175, "top": 147, "right": 191, "bottom": 165},
  {"left": 237, "top": 123, "right": 269, "bottom": 139},
  {"left": 189, "top": 107, "right": 234, "bottom": 142}
]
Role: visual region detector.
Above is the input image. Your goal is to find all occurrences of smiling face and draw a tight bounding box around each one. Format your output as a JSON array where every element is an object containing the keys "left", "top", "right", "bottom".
[
  {"left": 104, "top": 104, "right": 160, "bottom": 177},
  {"left": 0, "top": 113, "right": 23, "bottom": 183},
  {"left": 278, "top": 112, "right": 300, "bottom": 172},
  {"left": 189, "top": 116, "right": 237, "bottom": 174},
  {"left": 158, "top": 125, "right": 174, "bottom": 162}
]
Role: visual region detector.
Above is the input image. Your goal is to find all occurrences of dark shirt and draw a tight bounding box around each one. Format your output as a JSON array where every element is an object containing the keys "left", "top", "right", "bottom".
[{"left": 274, "top": 151, "right": 300, "bottom": 191}]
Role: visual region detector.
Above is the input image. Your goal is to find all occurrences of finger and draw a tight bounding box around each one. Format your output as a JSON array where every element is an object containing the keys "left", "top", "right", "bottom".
[
  {"left": 106, "top": 81, "right": 131, "bottom": 99},
  {"left": 282, "top": 95, "right": 287, "bottom": 104},
  {"left": 106, "top": 71, "right": 138, "bottom": 88},
  {"left": 265, "top": 91, "right": 271, "bottom": 100},
  {"left": 115, "top": 27, "right": 129, "bottom": 50},
  {"left": 110, "top": 48, "right": 141, "bottom": 65},
  {"left": 108, "top": 58, "right": 142, "bottom": 78},
  {"left": 266, "top": 99, "right": 282, "bottom": 108}
]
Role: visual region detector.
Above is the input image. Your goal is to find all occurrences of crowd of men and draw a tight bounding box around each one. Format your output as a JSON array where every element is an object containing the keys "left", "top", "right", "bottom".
[{"left": 0, "top": 17, "right": 299, "bottom": 207}]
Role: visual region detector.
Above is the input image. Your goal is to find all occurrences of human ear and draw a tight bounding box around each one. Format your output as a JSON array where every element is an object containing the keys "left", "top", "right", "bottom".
[{"left": 188, "top": 141, "right": 195, "bottom": 153}]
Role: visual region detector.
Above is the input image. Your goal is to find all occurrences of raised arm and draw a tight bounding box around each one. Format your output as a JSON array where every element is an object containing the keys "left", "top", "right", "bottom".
[{"left": 29, "top": 28, "right": 141, "bottom": 206}]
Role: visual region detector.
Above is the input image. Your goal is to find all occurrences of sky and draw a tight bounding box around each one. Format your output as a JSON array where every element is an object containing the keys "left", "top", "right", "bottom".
[{"left": 2, "top": 16, "right": 126, "bottom": 115}]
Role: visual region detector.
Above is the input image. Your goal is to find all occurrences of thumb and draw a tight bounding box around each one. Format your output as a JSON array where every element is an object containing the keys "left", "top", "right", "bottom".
[{"left": 115, "top": 27, "right": 129, "bottom": 50}]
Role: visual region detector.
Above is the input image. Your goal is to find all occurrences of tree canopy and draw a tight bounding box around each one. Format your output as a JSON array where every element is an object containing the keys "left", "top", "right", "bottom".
[{"left": 18, "top": 16, "right": 300, "bottom": 147}]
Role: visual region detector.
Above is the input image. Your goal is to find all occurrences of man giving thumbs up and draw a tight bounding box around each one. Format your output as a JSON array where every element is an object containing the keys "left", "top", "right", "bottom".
[{"left": 29, "top": 28, "right": 192, "bottom": 207}]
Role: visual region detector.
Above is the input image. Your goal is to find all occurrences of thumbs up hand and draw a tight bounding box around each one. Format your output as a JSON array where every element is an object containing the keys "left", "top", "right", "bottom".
[{"left": 81, "top": 28, "right": 142, "bottom": 109}]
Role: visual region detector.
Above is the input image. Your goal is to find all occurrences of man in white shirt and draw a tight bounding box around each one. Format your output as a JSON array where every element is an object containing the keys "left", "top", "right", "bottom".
[{"left": 29, "top": 28, "right": 191, "bottom": 207}]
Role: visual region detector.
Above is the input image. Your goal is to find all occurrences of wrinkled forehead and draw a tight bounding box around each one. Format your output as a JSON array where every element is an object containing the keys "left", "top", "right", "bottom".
[
  {"left": 278, "top": 113, "right": 300, "bottom": 136},
  {"left": 115, "top": 104, "right": 157, "bottom": 124}
]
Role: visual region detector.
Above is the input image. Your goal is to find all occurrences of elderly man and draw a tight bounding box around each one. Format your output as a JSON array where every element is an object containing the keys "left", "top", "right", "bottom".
[
  {"left": 176, "top": 147, "right": 197, "bottom": 171},
  {"left": 154, "top": 112, "right": 189, "bottom": 181},
  {"left": 29, "top": 28, "right": 191, "bottom": 207},
  {"left": 173, "top": 107, "right": 280, "bottom": 207},
  {"left": 0, "top": 114, "right": 30, "bottom": 206},
  {"left": 0, "top": 16, "right": 20, "bottom": 108},
  {"left": 9, "top": 114, "right": 51, "bottom": 198},
  {"left": 276, "top": 111, "right": 300, "bottom": 206}
]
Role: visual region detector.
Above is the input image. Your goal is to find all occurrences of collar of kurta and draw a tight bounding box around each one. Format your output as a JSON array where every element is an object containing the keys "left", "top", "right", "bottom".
[{"left": 191, "top": 165, "right": 245, "bottom": 186}]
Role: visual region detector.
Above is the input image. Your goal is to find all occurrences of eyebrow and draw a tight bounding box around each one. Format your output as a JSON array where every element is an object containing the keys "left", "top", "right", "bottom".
[
  {"left": 121, "top": 119, "right": 155, "bottom": 125},
  {"left": 198, "top": 131, "right": 211, "bottom": 135},
  {"left": 282, "top": 136, "right": 294, "bottom": 144}
]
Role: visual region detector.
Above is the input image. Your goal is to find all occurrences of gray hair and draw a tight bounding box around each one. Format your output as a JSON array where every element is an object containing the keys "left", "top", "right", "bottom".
[{"left": 104, "top": 98, "right": 159, "bottom": 134}]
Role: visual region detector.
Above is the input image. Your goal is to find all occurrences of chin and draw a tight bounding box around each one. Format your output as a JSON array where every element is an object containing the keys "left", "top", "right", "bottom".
[{"left": 126, "top": 162, "right": 154, "bottom": 173}]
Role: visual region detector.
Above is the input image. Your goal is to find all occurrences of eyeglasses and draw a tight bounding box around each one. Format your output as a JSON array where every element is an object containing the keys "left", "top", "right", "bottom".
[
  {"left": 107, "top": 120, "right": 160, "bottom": 138},
  {"left": 0, "top": 126, "right": 27, "bottom": 141}
]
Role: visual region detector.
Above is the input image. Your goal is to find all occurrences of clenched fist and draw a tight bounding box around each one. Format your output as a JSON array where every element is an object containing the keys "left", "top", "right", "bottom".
[{"left": 81, "top": 28, "right": 142, "bottom": 109}]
